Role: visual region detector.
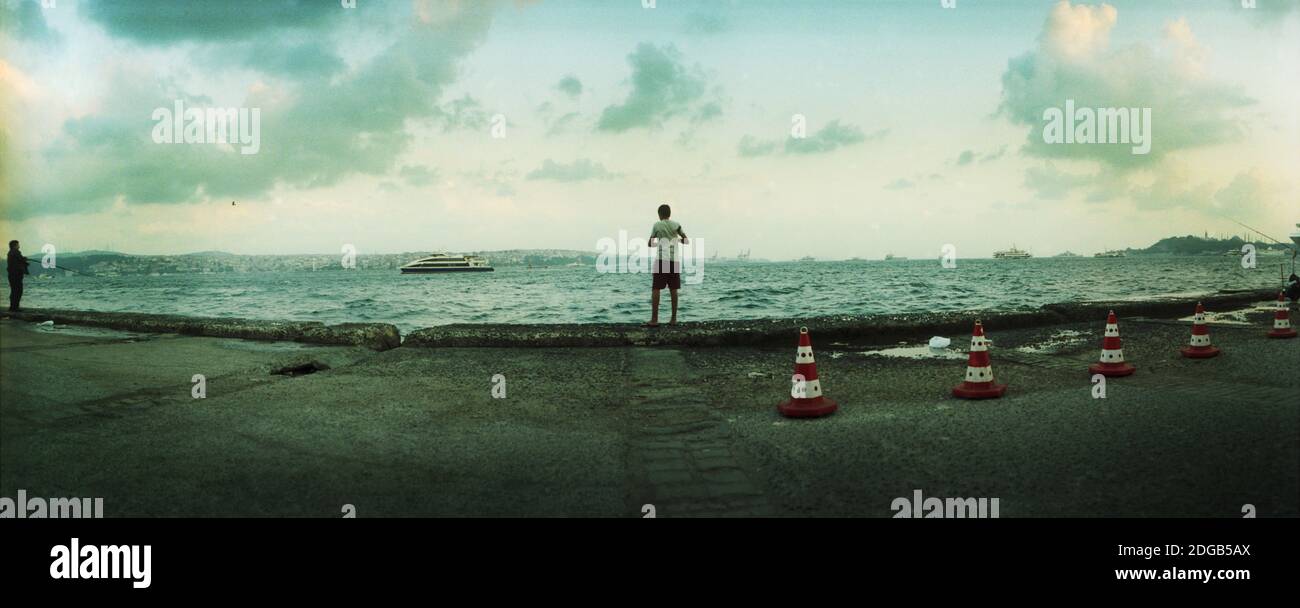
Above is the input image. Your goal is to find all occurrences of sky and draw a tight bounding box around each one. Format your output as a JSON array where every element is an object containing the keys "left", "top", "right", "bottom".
[{"left": 1, "top": 0, "right": 1297, "bottom": 259}]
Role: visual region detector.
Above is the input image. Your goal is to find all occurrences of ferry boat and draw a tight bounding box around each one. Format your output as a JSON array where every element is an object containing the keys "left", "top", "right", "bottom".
[
  {"left": 1054, "top": 251, "right": 1081, "bottom": 258},
  {"left": 400, "top": 253, "right": 493, "bottom": 273},
  {"left": 1094, "top": 250, "right": 1126, "bottom": 258},
  {"left": 798, "top": 256, "right": 816, "bottom": 262},
  {"left": 992, "top": 246, "right": 1032, "bottom": 259},
  {"left": 884, "top": 253, "right": 909, "bottom": 261},
  {"left": 1290, "top": 223, "right": 1300, "bottom": 247}
]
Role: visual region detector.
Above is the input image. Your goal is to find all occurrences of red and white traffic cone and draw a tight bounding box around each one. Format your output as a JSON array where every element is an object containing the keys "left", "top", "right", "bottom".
[
  {"left": 952, "top": 321, "right": 1007, "bottom": 399},
  {"left": 1089, "top": 310, "right": 1136, "bottom": 377},
  {"left": 1267, "top": 291, "right": 1297, "bottom": 339},
  {"left": 777, "top": 326, "right": 839, "bottom": 418},
  {"left": 1180, "top": 302, "right": 1220, "bottom": 358}
]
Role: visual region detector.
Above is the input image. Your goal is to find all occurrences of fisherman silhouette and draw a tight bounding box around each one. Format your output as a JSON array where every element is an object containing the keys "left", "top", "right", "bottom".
[{"left": 7, "top": 240, "right": 30, "bottom": 312}]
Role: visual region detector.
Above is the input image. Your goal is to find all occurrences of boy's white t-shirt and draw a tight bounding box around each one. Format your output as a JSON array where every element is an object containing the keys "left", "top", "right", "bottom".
[{"left": 650, "top": 219, "right": 682, "bottom": 263}]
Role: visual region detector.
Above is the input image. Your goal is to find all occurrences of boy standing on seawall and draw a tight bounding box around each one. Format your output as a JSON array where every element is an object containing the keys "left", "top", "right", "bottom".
[{"left": 647, "top": 203, "right": 687, "bottom": 327}]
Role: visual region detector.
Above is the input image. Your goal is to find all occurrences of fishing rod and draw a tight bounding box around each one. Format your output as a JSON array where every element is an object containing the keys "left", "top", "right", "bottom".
[
  {"left": 1227, "top": 218, "right": 1296, "bottom": 251},
  {"left": 20, "top": 258, "right": 92, "bottom": 276},
  {"left": 1227, "top": 218, "right": 1297, "bottom": 274}
]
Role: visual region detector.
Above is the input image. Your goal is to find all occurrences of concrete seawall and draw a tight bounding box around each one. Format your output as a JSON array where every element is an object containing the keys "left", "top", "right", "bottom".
[
  {"left": 5, "top": 288, "right": 1281, "bottom": 349},
  {"left": 7, "top": 309, "right": 401, "bottom": 351},
  {"left": 403, "top": 289, "right": 1282, "bottom": 347}
]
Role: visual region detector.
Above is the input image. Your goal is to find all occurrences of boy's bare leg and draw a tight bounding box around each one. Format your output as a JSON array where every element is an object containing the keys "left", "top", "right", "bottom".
[
  {"left": 669, "top": 288, "right": 678, "bottom": 324},
  {"left": 648, "top": 288, "right": 661, "bottom": 325}
]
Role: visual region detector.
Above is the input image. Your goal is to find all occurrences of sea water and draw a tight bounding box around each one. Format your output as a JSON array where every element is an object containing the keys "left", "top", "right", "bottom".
[{"left": 19, "top": 256, "right": 1288, "bottom": 334}]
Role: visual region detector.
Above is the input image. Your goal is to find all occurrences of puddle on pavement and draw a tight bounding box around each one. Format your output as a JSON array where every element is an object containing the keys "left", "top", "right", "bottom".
[
  {"left": 1175, "top": 307, "right": 1261, "bottom": 326},
  {"left": 861, "top": 345, "right": 966, "bottom": 360},
  {"left": 1016, "top": 329, "right": 1089, "bottom": 354},
  {"left": 22, "top": 323, "right": 151, "bottom": 341}
]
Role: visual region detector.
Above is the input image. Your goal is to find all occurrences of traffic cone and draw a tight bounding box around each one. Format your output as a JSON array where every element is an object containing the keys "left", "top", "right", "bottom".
[
  {"left": 1088, "top": 311, "right": 1136, "bottom": 377},
  {"left": 1267, "top": 291, "right": 1297, "bottom": 339},
  {"left": 1180, "top": 302, "right": 1220, "bottom": 358},
  {"left": 952, "top": 321, "right": 1007, "bottom": 399},
  {"left": 777, "top": 326, "right": 839, "bottom": 418}
]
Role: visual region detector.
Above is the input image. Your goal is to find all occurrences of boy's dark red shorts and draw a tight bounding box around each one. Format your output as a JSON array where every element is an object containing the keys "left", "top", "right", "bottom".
[{"left": 652, "top": 271, "right": 680, "bottom": 290}]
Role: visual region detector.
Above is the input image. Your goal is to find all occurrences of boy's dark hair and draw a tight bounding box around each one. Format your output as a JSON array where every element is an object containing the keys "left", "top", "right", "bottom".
[
  {"left": 657, "top": 204, "right": 671, "bottom": 219},
  {"left": 7, "top": 240, "right": 16, "bottom": 249}
]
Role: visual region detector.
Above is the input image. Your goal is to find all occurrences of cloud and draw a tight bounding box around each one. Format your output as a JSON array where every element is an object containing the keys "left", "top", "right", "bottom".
[
  {"left": 684, "top": 12, "right": 728, "bottom": 35},
  {"left": 998, "top": 1, "right": 1253, "bottom": 167},
  {"left": 399, "top": 165, "right": 438, "bottom": 187},
  {"left": 5, "top": 3, "right": 499, "bottom": 219},
  {"left": 737, "top": 135, "right": 778, "bottom": 158},
  {"left": 597, "top": 43, "right": 712, "bottom": 132},
  {"left": 0, "top": 0, "right": 58, "bottom": 44},
  {"left": 1129, "top": 162, "right": 1216, "bottom": 211},
  {"left": 692, "top": 101, "right": 723, "bottom": 124},
  {"left": 1211, "top": 168, "right": 1279, "bottom": 219},
  {"left": 460, "top": 164, "right": 518, "bottom": 197},
  {"left": 1024, "top": 162, "right": 1099, "bottom": 200},
  {"left": 526, "top": 159, "right": 619, "bottom": 182},
  {"left": 788, "top": 122, "right": 883, "bottom": 154},
  {"left": 1236, "top": 0, "right": 1300, "bottom": 27},
  {"left": 435, "top": 95, "right": 492, "bottom": 133},
  {"left": 981, "top": 145, "right": 1008, "bottom": 163},
  {"left": 238, "top": 40, "right": 347, "bottom": 79},
  {"left": 1026, "top": 158, "right": 1281, "bottom": 217},
  {"left": 1130, "top": 162, "right": 1280, "bottom": 219},
  {"left": 739, "top": 121, "right": 885, "bottom": 157},
  {"left": 1040, "top": 0, "right": 1118, "bottom": 61},
  {"left": 955, "top": 146, "right": 1008, "bottom": 166},
  {"left": 884, "top": 178, "right": 915, "bottom": 190},
  {"left": 556, "top": 75, "right": 583, "bottom": 98},
  {"left": 547, "top": 111, "right": 580, "bottom": 136},
  {"left": 536, "top": 98, "right": 581, "bottom": 137},
  {"left": 535, "top": 102, "right": 580, "bottom": 137},
  {"left": 80, "top": 0, "right": 345, "bottom": 44}
]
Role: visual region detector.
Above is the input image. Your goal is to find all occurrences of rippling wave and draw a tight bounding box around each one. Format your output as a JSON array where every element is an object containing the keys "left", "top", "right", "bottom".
[{"left": 22, "top": 257, "right": 1283, "bottom": 333}]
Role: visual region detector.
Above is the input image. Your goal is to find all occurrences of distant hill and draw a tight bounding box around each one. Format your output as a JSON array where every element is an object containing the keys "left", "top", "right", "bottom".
[
  {"left": 179, "top": 250, "right": 241, "bottom": 257},
  {"left": 3, "top": 248, "right": 602, "bottom": 275},
  {"left": 64, "top": 250, "right": 131, "bottom": 257},
  {"left": 1137, "top": 235, "right": 1287, "bottom": 256}
]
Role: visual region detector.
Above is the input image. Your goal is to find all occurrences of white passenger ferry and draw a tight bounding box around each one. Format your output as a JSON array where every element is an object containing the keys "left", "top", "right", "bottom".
[
  {"left": 400, "top": 253, "right": 494, "bottom": 273},
  {"left": 992, "top": 246, "right": 1032, "bottom": 259}
]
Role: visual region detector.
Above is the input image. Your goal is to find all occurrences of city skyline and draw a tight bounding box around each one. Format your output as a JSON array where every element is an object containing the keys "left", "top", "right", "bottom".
[{"left": 2, "top": 0, "right": 1298, "bottom": 259}]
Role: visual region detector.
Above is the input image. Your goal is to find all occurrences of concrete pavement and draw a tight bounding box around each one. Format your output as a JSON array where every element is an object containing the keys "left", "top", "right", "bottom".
[{"left": 1, "top": 307, "right": 1296, "bottom": 517}]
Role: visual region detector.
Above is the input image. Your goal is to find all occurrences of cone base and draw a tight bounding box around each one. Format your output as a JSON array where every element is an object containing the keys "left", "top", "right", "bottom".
[
  {"left": 1267, "top": 328, "right": 1297, "bottom": 339},
  {"left": 952, "top": 382, "right": 1007, "bottom": 399},
  {"left": 1089, "top": 361, "right": 1135, "bottom": 377},
  {"left": 1181, "top": 345, "right": 1220, "bottom": 359},
  {"left": 777, "top": 396, "right": 838, "bottom": 418}
]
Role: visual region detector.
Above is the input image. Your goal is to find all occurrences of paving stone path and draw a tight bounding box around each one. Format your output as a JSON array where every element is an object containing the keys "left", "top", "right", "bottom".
[{"left": 623, "top": 348, "right": 773, "bottom": 517}]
